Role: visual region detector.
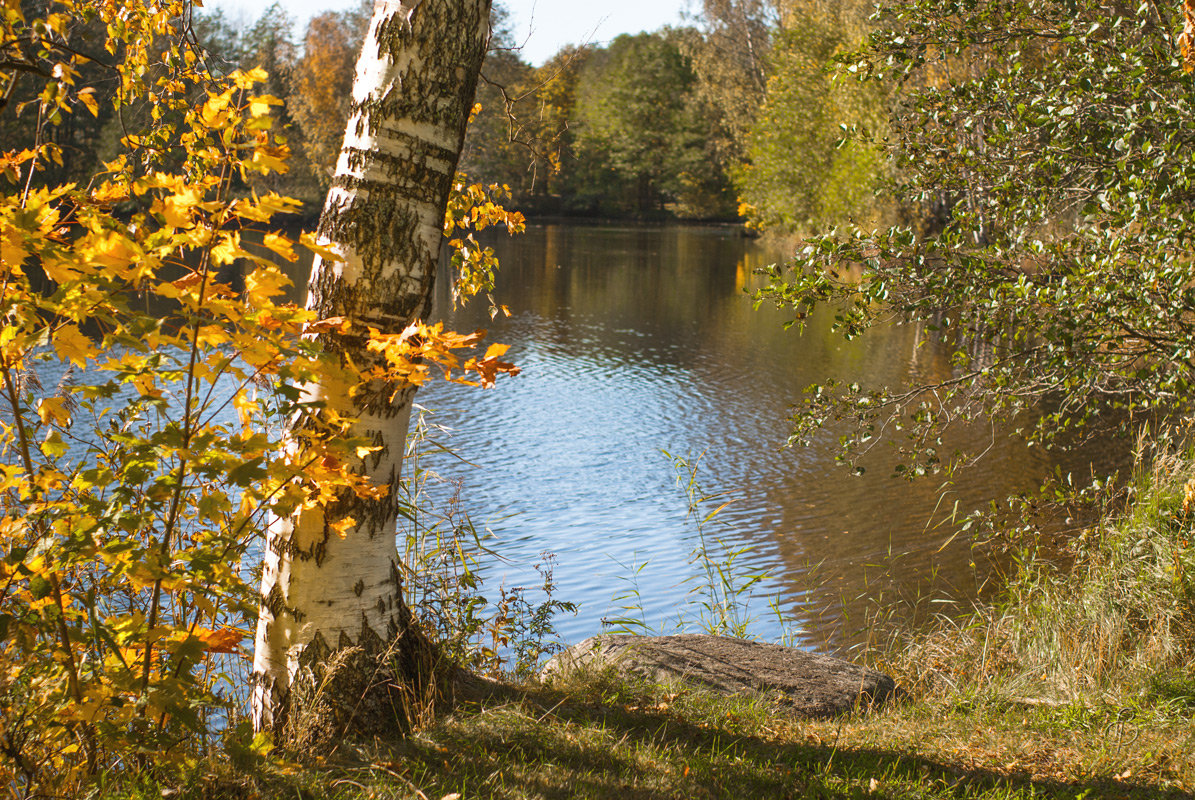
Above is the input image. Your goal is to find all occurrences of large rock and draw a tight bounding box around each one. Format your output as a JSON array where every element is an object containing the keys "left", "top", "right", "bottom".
[{"left": 540, "top": 634, "right": 899, "bottom": 718}]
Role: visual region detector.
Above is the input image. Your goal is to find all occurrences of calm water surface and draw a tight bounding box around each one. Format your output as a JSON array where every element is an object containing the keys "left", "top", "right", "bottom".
[{"left": 410, "top": 224, "right": 1118, "bottom": 652}]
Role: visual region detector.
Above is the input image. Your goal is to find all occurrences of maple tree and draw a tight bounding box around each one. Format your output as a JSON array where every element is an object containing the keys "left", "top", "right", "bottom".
[{"left": 0, "top": 0, "right": 517, "bottom": 792}]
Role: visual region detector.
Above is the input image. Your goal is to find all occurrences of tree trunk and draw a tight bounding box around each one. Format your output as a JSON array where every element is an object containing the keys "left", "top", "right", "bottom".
[{"left": 252, "top": 0, "right": 492, "bottom": 749}]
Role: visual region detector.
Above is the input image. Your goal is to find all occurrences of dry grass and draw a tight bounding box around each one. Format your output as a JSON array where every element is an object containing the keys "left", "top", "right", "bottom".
[{"left": 880, "top": 448, "right": 1195, "bottom": 705}]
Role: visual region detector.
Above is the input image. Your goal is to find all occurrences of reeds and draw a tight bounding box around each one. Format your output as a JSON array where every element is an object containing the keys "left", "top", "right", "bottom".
[{"left": 886, "top": 446, "right": 1195, "bottom": 708}]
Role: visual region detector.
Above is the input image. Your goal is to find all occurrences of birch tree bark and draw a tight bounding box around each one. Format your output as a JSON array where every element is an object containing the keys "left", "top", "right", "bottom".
[{"left": 252, "top": 0, "right": 492, "bottom": 747}]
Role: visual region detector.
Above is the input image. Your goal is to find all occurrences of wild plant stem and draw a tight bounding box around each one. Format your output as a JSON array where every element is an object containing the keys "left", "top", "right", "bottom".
[{"left": 141, "top": 152, "right": 234, "bottom": 700}]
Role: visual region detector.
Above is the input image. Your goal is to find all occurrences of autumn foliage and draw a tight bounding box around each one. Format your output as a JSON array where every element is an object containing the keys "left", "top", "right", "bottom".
[
  {"left": 288, "top": 9, "right": 363, "bottom": 189},
  {"left": 0, "top": 1, "right": 516, "bottom": 793}
]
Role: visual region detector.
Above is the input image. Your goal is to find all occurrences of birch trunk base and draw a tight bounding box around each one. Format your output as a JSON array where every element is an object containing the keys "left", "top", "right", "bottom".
[{"left": 276, "top": 622, "right": 443, "bottom": 752}]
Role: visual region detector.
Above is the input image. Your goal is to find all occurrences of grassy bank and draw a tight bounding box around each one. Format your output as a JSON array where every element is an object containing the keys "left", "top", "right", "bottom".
[
  {"left": 104, "top": 455, "right": 1195, "bottom": 800},
  {"left": 108, "top": 670, "right": 1195, "bottom": 799}
]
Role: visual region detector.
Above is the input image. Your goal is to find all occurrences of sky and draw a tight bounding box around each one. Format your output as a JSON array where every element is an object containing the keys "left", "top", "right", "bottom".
[{"left": 201, "top": 0, "right": 692, "bottom": 65}]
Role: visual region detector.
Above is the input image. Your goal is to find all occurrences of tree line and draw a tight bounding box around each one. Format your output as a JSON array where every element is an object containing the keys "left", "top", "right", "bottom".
[
  {"left": 3, "top": 0, "right": 886, "bottom": 228},
  {"left": 190, "top": 1, "right": 752, "bottom": 220},
  {"left": 467, "top": 0, "right": 888, "bottom": 226},
  {"left": 470, "top": 0, "right": 888, "bottom": 227}
]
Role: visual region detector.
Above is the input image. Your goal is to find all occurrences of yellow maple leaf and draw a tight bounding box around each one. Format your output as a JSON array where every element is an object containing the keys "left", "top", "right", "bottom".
[
  {"left": 53, "top": 324, "right": 93, "bottom": 367},
  {"left": 232, "top": 67, "right": 268, "bottom": 89},
  {"left": 161, "top": 185, "right": 202, "bottom": 229},
  {"left": 0, "top": 229, "right": 28, "bottom": 273},
  {"left": 89, "top": 230, "right": 135, "bottom": 271},
  {"left": 232, "top": 391, "right": 258, "bottom": 427},
  {"left": 248, "top": 93, "right": 282, "bottom": 117},
  {"left": 36, "top": 396, "right": 72, "bottom": 426},
  {"left": 250, "top": 147, "right": 288, "bottom": 175},
  {"left": 202, "top": 87, "right": 234, "bottom": 120},
  {"left": 328, "top": 515, "right": 357, "bottom": 539},
  {"left": 245, "top": 263, "right": 292, "bottom": 300},
  {"left": 192, "top": 626, "right": 243, "bottom": 654},
  {"left": 211, "top": 231, "right": 248, "bottom": 265},
  {"left": 132, "top": 373, "right": 162, "bottom": 399},
  {"left": 261, "top": 232, "right": 297, "bottom": 262},
  {"left": 90, "top": 181, "right": 130, "bottom": 203},
  {"left": 299, "top": 232, "right": 344, "bottom": 263}
]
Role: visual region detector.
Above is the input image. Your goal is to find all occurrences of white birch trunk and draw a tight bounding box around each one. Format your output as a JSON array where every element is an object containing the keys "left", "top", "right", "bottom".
[{"left": 251, "top": 0, "right": 492, "bottom": 745}]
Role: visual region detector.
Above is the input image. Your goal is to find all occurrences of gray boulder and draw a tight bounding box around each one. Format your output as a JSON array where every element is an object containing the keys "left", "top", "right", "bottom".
[{"left": 540, "top": 633, "right": 900, "bottom": 718}]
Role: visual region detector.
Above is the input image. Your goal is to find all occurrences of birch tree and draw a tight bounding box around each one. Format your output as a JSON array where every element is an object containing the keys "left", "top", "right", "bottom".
[{"left": 252, "top": 0, "right": 494, "bottom": 747}]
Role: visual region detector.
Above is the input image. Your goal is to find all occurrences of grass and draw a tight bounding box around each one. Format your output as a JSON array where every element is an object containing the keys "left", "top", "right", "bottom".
[
  {"left": 97, "top": 450, "right": 1195, "bottom": 799},
  {"left": 107, "top": 670, "right": 1195, "bottom": 799},
  {"left": 881, "top": 446, "right": 1195, "bottom": 706}
]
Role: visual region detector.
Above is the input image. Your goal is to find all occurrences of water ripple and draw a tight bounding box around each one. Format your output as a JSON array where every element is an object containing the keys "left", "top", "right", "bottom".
[{"left": 406, "top": 224, "right": 1128, "bottom": 651}]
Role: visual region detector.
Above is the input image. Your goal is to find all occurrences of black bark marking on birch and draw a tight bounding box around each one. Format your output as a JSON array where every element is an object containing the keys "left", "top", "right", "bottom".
[
  {"left": 330, "top": 172, "right": 450, "bottom": 209},
  {"left": 390, "top": 561, "right": 402, "bottom": 595},
  {"left": 318, "top": 475, "right": 402, "bottom": 541},
  {"left": 262, "top": 581, "right": 303, "bottom": 625},
  {"left": 309, "top": 206, "right": 434, "bottom": 331},
  {"left": 289, "top": 530, "right": 329, "bottom": 564},
  {"left": 313, "top": 527, "right": 330, "bottom": 566},
  {"left": 343, "top": 139, "right": 458, "bottom": 173},
  {"left": 368, "top": 429, "right": 388, "bottom": 471},
  {"left": 356, "top": 373, "right": 421, "bottom": 418},
  {"left": 268, "top": 531, "right": 299, "bottom": 558}
]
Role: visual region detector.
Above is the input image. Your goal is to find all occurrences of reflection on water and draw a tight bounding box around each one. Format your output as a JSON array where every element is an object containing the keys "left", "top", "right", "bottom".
[{"left": 399, "top": 223, "right": 1124, "bottom": 652}]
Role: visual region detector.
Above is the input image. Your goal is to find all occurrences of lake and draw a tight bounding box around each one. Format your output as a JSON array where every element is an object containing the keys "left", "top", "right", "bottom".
[
  {"left": 405, "top": 223, "right": 1119, "bottom": 653},
  {"left": 32, "top": 221, "right": 1118, "bottom": 656}
]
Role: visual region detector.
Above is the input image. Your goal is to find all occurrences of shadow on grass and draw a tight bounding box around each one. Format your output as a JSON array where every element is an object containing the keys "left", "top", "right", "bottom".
[{"left": 354, "top": 682, "right": 1193, "bottom": 800}]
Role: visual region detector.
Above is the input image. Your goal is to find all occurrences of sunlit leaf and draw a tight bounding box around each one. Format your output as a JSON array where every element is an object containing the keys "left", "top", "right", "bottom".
[{"left": 53, "top": 324, "right": 93, "bottom": 366}]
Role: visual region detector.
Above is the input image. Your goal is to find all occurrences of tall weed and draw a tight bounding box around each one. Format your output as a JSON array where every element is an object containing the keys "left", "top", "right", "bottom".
[
  {"left": 398, "top": 407, "right": 576, "bottom": 680},
  {"left": 602, "top": 451, "right": 799, "bottom": 642},
  {"left": 888, "top": 445, "right": 1195, "bottom": 705}
]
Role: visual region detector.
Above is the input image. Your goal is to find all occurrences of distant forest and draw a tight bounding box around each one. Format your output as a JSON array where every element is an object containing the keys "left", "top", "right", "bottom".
[{"left": 1, "top": 1, "right": 884, "bottom": 229}]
